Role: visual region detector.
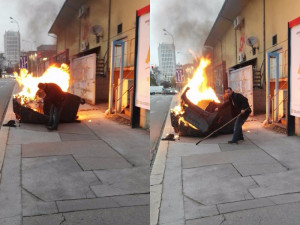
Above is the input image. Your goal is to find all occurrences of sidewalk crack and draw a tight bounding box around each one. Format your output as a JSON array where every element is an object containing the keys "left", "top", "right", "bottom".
[
  {"left": 22, "top": 187, "right": 45, "bottom": 202},
  {"left": 59, "top": 213, "right": 66, "bottom": 225}
]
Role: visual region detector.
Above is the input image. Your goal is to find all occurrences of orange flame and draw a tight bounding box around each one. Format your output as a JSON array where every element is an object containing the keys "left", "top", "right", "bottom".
[
  {"left": 184, "top": 57, "right": 220, "bottom": 105},
  {"left": 14, "top": 64, "right": 70, "bottom": 106}
]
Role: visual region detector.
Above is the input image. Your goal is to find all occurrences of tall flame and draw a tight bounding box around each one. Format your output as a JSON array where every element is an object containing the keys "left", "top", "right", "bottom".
[
  {"left": 14, "top": 64, "right": 70, "bottom": 104},
  {"left": 184, "top": 57, "right": 220, "bottom": 105}
]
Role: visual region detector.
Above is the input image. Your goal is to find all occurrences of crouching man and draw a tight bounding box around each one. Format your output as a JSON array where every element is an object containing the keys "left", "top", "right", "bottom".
[
  {"left": 36, "top": 83, "right": 66, "bottom": 130},
  {"left": 225, "top": 87, "right": 251, "bottom": 144}
]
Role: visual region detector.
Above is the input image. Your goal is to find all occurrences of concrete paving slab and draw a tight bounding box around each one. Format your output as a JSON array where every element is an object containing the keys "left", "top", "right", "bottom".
[
  {"left": 111, "top": 194, "right": 149, "bottom": 207},
  {"left": 0, "top": 216, "right": 21, "bottom": 225},
  {"left": 22, "top": 155, "right": 100, "bottom": 201},
  {"left": 217, "top": 198, "right": 275, "bottom": 214},
  {"left": 57, "top": 123, "right": 95, "bottom": 135},
  {"left": 74, "top": 156, "right": 132, "bottom": 170},
  {"left": 197, "top": 134, "right": 234, "bottom": 144},
  {"left": 22, "top": 140, "right": 132, "bottom": 170},
  {"left": 92, "top": 167, "right": 149, "bottom": 197},
  {"left": 17, "top": 123, "right": 48, "bottom": 132},
  {"left": 22, "top": 140, "right": 120, "bottom": 158},
  {"left": 185, "top": 215, "right": 225, "bottom": 225},
  {"left": 57, "top": 197, "right": 119, "bottom": 212},
  {"left": 150, "top": 184, "right": 162, "bottom": 225},
  {"left": 86, "top": 120, "right": 149, "bottom": 167},
  {"left": 268, "top": 192, "right": 300, "bottom": 205},
  {"left": 23, "top": 214, "right": 64, "bottom": 225},
  {"left": 184, "top": 197, "right": 219, "bottom": 220},
  {"left": 0, "top": 145, "right": 21, "bottom": 219},
  {"left": 183, "top": 164, "right": 257, "bottom": 205},
  {"left": 168, "top": 142, "right": 221, "bottom": 157},
  {"left": 159, "top": 157, "right": 184, "bottom": 224},
  {"left": 222, "top": 202, "right": 300, "bottom": 225},
  {"left": 218, "top": 142, "right": 259, "bottom": 152},
  {"left": 62, "top": 206, "right": 149, "bottom": 225},
  {"left": 233, "top": 162, "right": 287, "bottom": 176},
  {"left": 159, "top": 220, "right": 185, "bottom": 225},
  {"left": 22, "top": 190, "right": 58, "bottom": 216},
  {"left": 250, "top": 168, "right": 300, "bottom": 198},
  {"left": 182, "top": 149, "right": 276, "bottom": 169},
  {"left": 8, "top": 128, "right": 61, "bottom": 145},
  {"left": 266, "top": 152, "right": 300, "bottom": 170},
  {"left": 59, "top": 133, "right": 99, "bottom": 141}
]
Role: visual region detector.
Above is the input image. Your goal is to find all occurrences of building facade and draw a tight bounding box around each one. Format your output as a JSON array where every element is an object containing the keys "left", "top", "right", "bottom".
[
  {"left": 158, "top": 43, "right": 176, "bottom": 82},
  {"left": 205, "top": 0, "right": 300, "bottom": 135},
  {"left": 49, "top": 0, "right": 149, "bottom": 128},
  {"left": 4, "top": 31, "right": 20, "bottom": 67}
]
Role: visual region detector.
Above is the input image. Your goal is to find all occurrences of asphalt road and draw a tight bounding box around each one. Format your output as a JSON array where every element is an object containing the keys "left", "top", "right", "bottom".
[
  {"left": 150, "top": 94, "right": 173, "bottom": 162},
  {"left": 0, "top": 78, "right": 15, "bottom": 126}
]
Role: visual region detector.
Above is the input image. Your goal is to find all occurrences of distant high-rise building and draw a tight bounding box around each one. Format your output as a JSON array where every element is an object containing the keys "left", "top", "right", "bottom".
[
  {"left": 4, "top": 31, "right": 20, "bottom": 67},
  {"left": 158, "top": 43, "right": 176, "bottom": 82}
]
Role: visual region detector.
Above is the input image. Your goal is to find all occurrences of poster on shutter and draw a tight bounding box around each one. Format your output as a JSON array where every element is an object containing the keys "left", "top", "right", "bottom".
[
  {"left": 70, "top": 53, "right": 96, "bottom": 105},
  {"left": 228, "top": 65, "right": 254, "bottom": 115},
  {"left": 290, "top": 23, "right": 300, "bottom": 117},
  {"left": 135, "top": 11, "right": 150, "bottom": 110}
]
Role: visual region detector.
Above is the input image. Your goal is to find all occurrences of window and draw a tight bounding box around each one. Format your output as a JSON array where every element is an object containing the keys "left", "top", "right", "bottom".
[
  {"left": 272, "top": 35, "right": 277, "bottom": 46},
  {"left": 117, "top": 23, "right": 122, "bottom": 34}
]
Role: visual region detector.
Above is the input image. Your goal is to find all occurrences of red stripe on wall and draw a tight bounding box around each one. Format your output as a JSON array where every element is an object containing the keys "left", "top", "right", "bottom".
[
  {"left": 137, "top": 5, "right": 150, "bottom": 16},
  {"left": 289, "top": 16, "right": 300, "bottom": 28}
]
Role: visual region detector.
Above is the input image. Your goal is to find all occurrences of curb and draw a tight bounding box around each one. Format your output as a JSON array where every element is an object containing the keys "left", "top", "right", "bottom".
[
  {"left": 0, "top": 83, "right": 17, "bottom": 181},
  {"left": 150, "top": 94, "right": 180, "bottom": 225}
]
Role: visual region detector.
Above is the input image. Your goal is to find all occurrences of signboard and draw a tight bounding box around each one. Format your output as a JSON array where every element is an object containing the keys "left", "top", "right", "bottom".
[
  {"left": 228, "top": 65, "right": 254, "bottom": 115},
  {"left": 135, "top": 8, "right": 150, "bottom": 110},
  {"left": 70, "top": 53, "right": 96, "bottom": 105},
  {"left": 290, "top": 21, "right": 300, "bottom": 117},
  {"left": 176, "top": 68, "right": 185, "bottom": 83},
  {"left": 19, "top": 56, "right": 28, "bottom": 69}
]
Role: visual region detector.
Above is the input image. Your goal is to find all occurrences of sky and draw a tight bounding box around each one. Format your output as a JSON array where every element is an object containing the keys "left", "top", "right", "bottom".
[
  {"left": 0, "top": 0, "right": 65, "bottom": 52},
  {"left": 150, "top": 0, "right": 225, "bottom": 66}
]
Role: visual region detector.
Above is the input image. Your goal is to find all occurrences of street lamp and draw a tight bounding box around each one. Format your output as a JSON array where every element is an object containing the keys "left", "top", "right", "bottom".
[
  {"left": 163, "top": 28, "right": 174, "bottom": 44},
  {"left": 10, "top": 17, "right": 20, "bottom": 32}
]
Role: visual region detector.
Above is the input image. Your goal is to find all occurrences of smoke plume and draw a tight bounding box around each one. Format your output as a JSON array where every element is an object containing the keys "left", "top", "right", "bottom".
[
  {"left": 151, "top": 0, "right": 224, "bottom": 64},
  {"left": 17, "top": 0, "right": 64, "bottom": 49}
]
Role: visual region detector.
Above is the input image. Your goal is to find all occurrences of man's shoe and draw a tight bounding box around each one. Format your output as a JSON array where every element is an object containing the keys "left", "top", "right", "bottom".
[
  {"left": 228, "top": 140, "right": 238, "bottom": 144},
  {"left": 47, "top": 126, "right": 57, "bottom": 131}
]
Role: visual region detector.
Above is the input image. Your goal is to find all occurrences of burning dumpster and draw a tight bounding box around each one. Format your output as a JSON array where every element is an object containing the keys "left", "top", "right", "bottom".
[
  {"left": 170, "top": 57, "right": 236, "bottom": 137},
  {"left": 12, "top": 64, "right": 84, "bottom": 124}
]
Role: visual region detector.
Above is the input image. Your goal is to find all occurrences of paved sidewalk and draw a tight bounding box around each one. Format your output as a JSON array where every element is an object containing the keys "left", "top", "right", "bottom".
[
  {"left": 0, "top": 96, "right": 149, "bottom": 224},
  {"left": 151, "top": 96, "right": 300, "bottom": 225}
]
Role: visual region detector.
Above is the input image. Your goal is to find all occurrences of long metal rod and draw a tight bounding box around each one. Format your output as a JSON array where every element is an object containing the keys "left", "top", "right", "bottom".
[{"left": 196, "top": 106, "right": 251, "bottom": 145}]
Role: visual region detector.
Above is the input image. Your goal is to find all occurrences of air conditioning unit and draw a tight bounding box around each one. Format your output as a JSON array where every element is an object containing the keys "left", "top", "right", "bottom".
[
  {"left": 78, "top": 5, "right": 89, "bottom": 18},
  {"left": 238, "top": 52, "right": 246, "bottom": 63},
  {"left": 233, "top": 16, "right": 243, "bottom": 30},
  {"left": 81, "top": 41, "right": 89, "bottom": 51}
]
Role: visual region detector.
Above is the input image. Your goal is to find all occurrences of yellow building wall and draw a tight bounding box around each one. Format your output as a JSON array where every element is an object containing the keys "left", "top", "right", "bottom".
[
  {"left": 55, "top": 0, "right": 109, "bottom": 59},
  {"left": 109, "top": 0, "right": 148, "bottom": 67}
]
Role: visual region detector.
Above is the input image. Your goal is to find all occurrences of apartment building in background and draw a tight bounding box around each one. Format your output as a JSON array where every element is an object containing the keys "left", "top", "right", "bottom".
[
  {"left": 158, "top": 43, "right": 176, "bottom": 82},
  {"left": 4, "top": 31, "right": 20, "bottom": 67}
]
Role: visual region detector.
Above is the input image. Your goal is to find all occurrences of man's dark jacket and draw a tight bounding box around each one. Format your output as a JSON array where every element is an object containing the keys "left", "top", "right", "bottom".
[
  {"left": 230, "top": 92, "right": 251, "bottom": 116},
  {"left": 43, "top": 83, "right": 66, "bottom": 107}
]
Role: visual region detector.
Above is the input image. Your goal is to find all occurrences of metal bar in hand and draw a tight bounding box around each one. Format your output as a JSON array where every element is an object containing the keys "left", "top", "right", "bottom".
[{"left": 196, "top": 106, "right": 251, "bottom": 145}]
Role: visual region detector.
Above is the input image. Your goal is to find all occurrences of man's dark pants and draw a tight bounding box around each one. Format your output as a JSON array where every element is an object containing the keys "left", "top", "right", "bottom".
[
  {"left": 49, "top": 104, "right": 63, "bottom": 130},
  {"left": 232, "top": 111, "right": 250, "bottom": 142}
]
